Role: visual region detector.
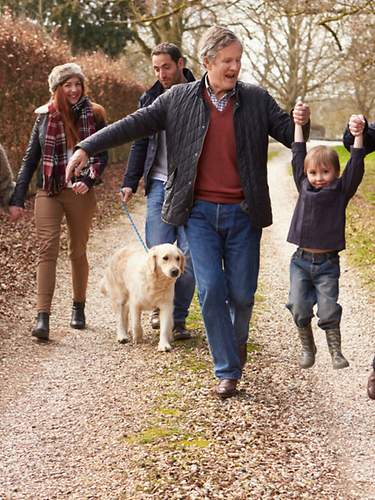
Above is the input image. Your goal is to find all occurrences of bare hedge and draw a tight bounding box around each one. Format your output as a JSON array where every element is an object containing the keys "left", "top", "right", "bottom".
[{"left": 0, "top": 13, "right": 143, "bottom": 174}]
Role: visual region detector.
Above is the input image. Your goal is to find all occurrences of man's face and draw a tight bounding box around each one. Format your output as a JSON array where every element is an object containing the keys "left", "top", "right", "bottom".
[
  {"left": 152, "top": 53, "right": 184, "bottom": 89},
  {"left": 205, "top": 41, "right": 242, "bottom": 99}
]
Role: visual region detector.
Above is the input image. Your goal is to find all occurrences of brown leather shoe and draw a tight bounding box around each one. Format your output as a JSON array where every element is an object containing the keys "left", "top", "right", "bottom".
[
  {"left": 239, "top": 344, "right": 248, "bottom": 370},
  {"left": 214, "top": 379, "right": 238, "bottom": 399},
  {"left": 367, "top": 371, "right": 375, "bottom": 400}
]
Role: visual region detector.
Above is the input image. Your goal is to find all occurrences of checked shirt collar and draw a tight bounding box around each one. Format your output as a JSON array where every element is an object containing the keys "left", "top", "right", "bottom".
[{"left": 205, "top": 74, "right": 236, "bottom": 112}]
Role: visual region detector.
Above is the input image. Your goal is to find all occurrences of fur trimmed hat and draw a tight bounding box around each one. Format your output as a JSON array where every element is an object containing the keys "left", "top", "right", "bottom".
[{"left": 48, "top": 63, "right": 85, "bottom": 93}]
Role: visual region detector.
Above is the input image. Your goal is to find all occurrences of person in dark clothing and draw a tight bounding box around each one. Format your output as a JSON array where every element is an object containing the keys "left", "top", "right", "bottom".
[
  {"left": 287, "top": 104, "right": 365, "bottom": 370},
  {"left": 66, "top": 26, "right": 310, "bottom": 399},
  {"left": 344, "top": 115, "right": 375, "bottom": 399},
  {"left": 121, "top": 43, "right": 196, "bottom": 341},
  {"left": 0, "top": 143, "right": 15, "bottom": 209}
]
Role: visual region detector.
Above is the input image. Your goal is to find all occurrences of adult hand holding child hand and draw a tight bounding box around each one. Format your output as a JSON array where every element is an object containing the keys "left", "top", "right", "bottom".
[
  {"left": 293, "top": 100, "right": 310, "bottom": 126},
  {"left": 348, "top": 114, "right": 365, "bottom": 137}
]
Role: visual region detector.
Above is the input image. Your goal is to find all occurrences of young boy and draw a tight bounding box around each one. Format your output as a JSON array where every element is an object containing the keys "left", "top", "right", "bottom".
[{"left": 286, "top": 103, "right": 365, "bottom": 369}]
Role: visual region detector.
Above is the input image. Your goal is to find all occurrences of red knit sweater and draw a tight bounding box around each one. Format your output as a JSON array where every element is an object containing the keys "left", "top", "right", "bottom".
[{"left": 194, "top": 90, "right": 244, "bottom": 204}]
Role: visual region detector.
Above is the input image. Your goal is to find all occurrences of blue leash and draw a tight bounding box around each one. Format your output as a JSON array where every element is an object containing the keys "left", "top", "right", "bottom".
[{"left": 120, "top": 200, "right": 148, "bottom": 253}]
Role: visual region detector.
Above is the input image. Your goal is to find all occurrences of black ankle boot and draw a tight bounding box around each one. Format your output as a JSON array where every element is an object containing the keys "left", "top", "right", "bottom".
[
  {"left": 32, "top": 312, "right": 50, "bottom": 340},
  {"left": 70, "top": 301, "right": 86, "bottom": 329}
]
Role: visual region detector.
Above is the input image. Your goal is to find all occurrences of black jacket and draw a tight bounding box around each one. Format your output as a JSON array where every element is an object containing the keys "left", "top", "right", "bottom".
[
  {"left": 79, "top": 77, "right": 309, "bottom": 227},
  {"left": 122, "top": 68, "right": 195, "bottom": 194},
  {"left": 10, "top": 104, "right": 108, "bottom": 207},
  {"left": 287, "top": 142, "right": 365, "bottom": 250},
  {"left": 343, "top": 120, "right": 375, "bottom": 155}
]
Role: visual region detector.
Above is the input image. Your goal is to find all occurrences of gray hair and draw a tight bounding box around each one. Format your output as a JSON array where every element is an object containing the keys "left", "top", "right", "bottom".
[{"left": 198, "top": 26, "right": 242, "bottom": 64}]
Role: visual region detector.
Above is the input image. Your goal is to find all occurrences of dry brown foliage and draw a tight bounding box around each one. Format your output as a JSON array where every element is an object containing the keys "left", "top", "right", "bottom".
[{"left": 0, "top": 13, "right": 144, "bottom": 174}]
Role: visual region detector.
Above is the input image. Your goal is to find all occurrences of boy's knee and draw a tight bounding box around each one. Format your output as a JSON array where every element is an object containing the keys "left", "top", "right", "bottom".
[{"left": 286, "top": 301, "right": 313, "bottom": 328}]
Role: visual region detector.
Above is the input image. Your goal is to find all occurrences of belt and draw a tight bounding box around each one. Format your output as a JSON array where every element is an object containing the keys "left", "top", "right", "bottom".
[{"left": 296, "top": 248, "right": 338, "bottom": 263}]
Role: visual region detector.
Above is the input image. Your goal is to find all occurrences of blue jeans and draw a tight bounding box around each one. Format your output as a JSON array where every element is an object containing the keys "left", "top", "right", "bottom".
[
  {"left": 286, "top": 249, "right": 342, "bottom": 330},
  {"left": 185, "top": 200, "right": 262, "bottom": 380},
  {"left": 145, "top": 179, "right": 195, "bottom": 325}
]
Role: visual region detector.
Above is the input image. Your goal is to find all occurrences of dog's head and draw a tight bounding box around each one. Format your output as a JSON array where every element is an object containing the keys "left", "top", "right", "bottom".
[{"left": 147, "top": 243, "right": 185, "bottom": 280}]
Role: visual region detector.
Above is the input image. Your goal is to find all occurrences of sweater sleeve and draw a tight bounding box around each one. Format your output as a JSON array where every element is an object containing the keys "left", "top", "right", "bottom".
[
  {"left": 291, "top": 142, "right": 307, "bottom": 192},
  {"left": 340, "top": 146, "right": 365, "bottom": 200}
]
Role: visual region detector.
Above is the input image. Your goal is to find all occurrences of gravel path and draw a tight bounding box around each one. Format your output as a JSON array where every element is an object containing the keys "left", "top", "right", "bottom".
[{"left": 0, "top": 145, "right": 374, "bottom": 499}]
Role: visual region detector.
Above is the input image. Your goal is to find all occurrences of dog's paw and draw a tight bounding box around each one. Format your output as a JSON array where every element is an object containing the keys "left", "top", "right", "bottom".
[
  {"left": 158, "top": 342, "right": 172, "bottom": 352},
  {"left": 117, "top": 332, "right": 129, "bottom": 344},
  {"left": 117, "top": 337, "right": 129, "bottom": 344}
]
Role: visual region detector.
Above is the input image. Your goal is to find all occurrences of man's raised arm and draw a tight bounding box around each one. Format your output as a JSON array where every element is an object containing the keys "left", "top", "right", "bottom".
[{"left": 66, "top": 94, "right": 168, "bottom": 182}]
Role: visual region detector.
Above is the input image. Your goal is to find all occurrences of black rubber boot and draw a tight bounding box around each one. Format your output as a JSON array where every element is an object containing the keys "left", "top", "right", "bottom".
[
  {"left": 32, "top": 312, "right": 50, "bottom": 340},
  {"left": 325, "top": 328, "right": 349, "bottom": 369},
  {"left": 70, "top": 301, "right": 86, "bottom": 330},
  {"left": 297, "top": 324, "right": 317, "bottom": 369}
]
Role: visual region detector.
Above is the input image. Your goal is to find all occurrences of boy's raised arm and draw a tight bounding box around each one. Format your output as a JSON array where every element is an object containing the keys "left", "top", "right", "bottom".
[{"left": 293, "top": 101, "right": 307, "bottom": 143}]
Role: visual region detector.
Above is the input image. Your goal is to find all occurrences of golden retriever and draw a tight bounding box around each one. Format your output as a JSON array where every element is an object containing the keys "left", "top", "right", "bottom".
[{"left": 100, "top": 243, "right": 185, "bottom": 351}]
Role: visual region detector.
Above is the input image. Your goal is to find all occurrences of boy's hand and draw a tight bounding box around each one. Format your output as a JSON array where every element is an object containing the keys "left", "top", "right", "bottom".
[
  {"left": 348, "top": 114, "right": 365, "bottom": 137},
  {"left": 293, "top": 101, "right": 310, "bottom": 125}
]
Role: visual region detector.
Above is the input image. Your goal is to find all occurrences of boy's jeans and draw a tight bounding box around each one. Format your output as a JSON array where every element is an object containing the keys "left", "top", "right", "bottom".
[
  {"left": 145, "top": 179, "right": 195, "bottom": 325},
  {"left": 286, "top": 249, "right": 342, "bottom": 330},
  {"left": 185, "top": 200, "right": 262, "bottom": 380}
]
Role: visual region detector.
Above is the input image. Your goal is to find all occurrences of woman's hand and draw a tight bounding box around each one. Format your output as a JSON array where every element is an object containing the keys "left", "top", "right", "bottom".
[
  {"left": 72, "top": 181, "right": 89, "bottom": 195},
  {"left": 9, "top": 205, "right": 25, "bottom": 221}
]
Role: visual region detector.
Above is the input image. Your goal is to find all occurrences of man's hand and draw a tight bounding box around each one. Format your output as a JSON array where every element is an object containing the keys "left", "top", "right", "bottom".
[
  {"left": 9, "top": 205, "right": 24, "bottom": 221},
  {"left": 293, "top": 101, "right": 310, "bottom": 126},
  {"left": 120, "top": 187, "right": 133, "bottom": 203},
  {"left": 348, "top": 114, "right": 365, "bottom": 137},
  {"left": 66, "top": 149, "right": 88, "bottom": 182}
]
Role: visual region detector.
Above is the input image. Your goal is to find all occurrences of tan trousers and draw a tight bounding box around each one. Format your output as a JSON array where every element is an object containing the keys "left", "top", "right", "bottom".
[{"left": 34, "top": 188, "right": 97, "bottom": 313}]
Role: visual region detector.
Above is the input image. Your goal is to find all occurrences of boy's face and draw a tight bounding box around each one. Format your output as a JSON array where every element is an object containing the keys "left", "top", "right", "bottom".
[{"left": 306, "top": 163, "right": 337, "bottom": 188}]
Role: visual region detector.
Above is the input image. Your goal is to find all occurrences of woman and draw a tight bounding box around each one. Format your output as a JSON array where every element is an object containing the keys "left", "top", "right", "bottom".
[{"left": 9, "top": 63, "right": 108, "bottom": 340}]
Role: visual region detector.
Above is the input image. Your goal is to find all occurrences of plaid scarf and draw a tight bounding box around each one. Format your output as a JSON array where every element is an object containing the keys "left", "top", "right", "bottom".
[{"left": 43, "top": 96, "right": 101, "bottom": 195}]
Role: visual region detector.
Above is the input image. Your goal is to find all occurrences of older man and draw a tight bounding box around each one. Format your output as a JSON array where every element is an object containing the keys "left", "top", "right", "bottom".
[{"left": 67, "top": 26, "right": 310, "bottom": 399}]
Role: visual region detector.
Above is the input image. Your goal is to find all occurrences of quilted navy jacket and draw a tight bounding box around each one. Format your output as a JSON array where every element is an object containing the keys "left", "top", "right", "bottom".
[{"left": 79, "top": 77, "right": 309, "bottom": 228}]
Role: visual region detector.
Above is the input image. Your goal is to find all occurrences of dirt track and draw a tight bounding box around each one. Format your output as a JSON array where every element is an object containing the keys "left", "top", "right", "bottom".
[{"left": 0, "top": 143, "right": 374, "bottom": 499}]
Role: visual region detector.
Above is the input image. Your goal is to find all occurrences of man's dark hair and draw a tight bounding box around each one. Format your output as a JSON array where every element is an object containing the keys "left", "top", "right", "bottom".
[{"left": 151, "top": 43, "right": 183, "bottom": 64}]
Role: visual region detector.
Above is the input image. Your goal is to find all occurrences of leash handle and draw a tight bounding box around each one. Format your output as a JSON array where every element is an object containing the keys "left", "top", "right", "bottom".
[{"left": 121, "top": 200, "right": 148, "bottom": 253}]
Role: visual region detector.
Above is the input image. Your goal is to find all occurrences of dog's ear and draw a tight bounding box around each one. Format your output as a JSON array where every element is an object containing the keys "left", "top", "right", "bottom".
[
  {"left": 147, "top": 249, "right": 157, "bottom": 273},
  {"left": 179, "top": 251, "right": 185, "bottom": 274}
]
